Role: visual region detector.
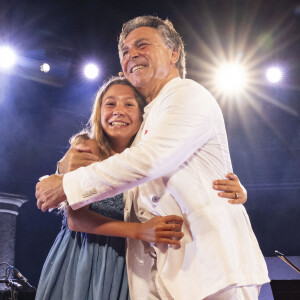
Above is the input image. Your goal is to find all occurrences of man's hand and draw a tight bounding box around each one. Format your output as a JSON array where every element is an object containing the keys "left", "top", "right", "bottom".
[
  {"left": 36, "top": 174, "right": 66, "bottom": 212},
  {"left": 213, "top": 173, "right": 247, "bottom": 204},
  {"left": 58, "top": 144, "right": 100, "bottom": 174}
]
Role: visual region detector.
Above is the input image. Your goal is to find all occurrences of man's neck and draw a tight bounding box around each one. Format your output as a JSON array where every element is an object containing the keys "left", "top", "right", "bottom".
[{"left": 140, "top": 71, "right": 179, "bottom": 103}]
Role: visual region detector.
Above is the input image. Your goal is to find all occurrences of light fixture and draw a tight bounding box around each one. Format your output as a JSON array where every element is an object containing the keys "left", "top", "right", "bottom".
[
  {"left": 266, "top": 67, "right": 282, "bottom": 83},
  {"left": 84, "top": 63, "right": 99, "bottom": 80},
  {"left": 40, "top": 63, "right": 50, "bottom": 73},
  {"left": 216, "top": 63, "right": 246, "bottom": 94},
  {"left": 0, "top": 46, "right": 17, "bottom": 69}
]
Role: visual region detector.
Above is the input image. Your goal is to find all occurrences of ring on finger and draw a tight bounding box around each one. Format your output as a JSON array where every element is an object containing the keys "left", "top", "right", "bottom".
[{"left": 234, "top": 192, "right": 239, "bottom": 199}]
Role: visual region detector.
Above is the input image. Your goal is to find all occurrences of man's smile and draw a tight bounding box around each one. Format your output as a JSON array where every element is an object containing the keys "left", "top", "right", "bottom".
[{"left": 131, "top": 64, "right": 147, "bottom": 73}]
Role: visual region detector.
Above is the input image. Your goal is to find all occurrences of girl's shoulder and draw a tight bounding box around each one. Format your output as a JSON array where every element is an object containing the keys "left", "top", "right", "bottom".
[{"left": 85, "top": 139, "right": 101, "bottom": 158}]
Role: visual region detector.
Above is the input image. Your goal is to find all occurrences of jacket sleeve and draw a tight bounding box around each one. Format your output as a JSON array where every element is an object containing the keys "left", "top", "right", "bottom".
[{"left": 63, "top": 80, "right": 221, "bottom": 209}]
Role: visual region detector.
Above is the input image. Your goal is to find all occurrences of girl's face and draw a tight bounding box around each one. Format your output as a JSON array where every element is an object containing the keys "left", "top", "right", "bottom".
[{"left": 100, "top": 84, "right": 142, "bottom": 151}]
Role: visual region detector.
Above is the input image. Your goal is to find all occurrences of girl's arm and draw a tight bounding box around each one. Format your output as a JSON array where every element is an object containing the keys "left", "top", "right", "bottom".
[
  {"left": 67, "top": 205, "right": 184, "bottom": 245},
  {"left": 62, "top": 138, "right": 183, "bottom": 245}
]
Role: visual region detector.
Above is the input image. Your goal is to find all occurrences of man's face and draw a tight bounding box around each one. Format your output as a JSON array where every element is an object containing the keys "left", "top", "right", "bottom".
[{"left": 120, "top": 27, "right": 178, "bottom": 95}]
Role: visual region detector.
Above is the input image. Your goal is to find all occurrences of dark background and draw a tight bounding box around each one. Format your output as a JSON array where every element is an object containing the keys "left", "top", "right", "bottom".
[{"left": 0, "top": 0, "right": 299, "bottom": 287}]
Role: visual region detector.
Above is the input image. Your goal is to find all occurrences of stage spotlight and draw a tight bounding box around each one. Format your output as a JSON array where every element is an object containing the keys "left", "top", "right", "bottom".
[
  {"left": 266, "top": 67, "right": 282, "bottom": 83},
  {"left": 216, "top": 63, "right": 246, "bottom": 93},
  {"left": 40, "top": 63, "right": 50, "bottom": 73},
  {"left": 0, "top": 46, "right": 16, "bottom": 69},
  {"left": 84, "top": 63, "right": 99, "bottom": 79}
]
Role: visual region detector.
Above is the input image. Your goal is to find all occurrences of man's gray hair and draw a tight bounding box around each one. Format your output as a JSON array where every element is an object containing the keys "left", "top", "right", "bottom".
[{"left": 118, "top": 16, "right": 186, "bottom": 78}]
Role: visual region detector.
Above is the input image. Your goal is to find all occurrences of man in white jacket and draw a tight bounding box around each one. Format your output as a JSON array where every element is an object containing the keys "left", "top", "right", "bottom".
[{"left": 36, "top": 16, "right": 269, "bottom": 299}]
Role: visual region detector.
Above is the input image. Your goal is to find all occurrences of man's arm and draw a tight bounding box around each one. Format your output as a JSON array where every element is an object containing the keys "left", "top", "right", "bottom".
[
  {"left": 58, "top": 144, "right": 100, "bottom": 174},
  {"left": 62, "top": 81, "right": 219, "bottom": 209},
  {"left": 36, "top": 139, "right": 99, "bottom": 211},
  {"left": 36, "top": 81, "right": 232, "bottom": 211}
]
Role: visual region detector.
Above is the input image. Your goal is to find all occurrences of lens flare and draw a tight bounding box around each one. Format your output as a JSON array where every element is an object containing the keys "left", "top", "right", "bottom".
[
  {"left": 84, "top": 63, "right": 99, "bottom": 79},
  {"left": 40, "top": 63, "right": 50, "bottom": 73},
  {"left": 0, "top": 46, "right": 17, "bottom": 69},
  {"left": 216, "top": 64, "right": 246, "bottom": 93},
  {"left": 266, "top": 67, "right": 282, "bottom": 83}
]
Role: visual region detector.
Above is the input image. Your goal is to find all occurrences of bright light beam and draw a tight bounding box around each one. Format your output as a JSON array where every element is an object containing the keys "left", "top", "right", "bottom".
[
  {"left": 0, "top": 46, "right": 17, "bottom": 69},
  {"left": 84, "top": 63, "right": 99, "bottom": 80},
  {"left": 216, "top": 63, "right": 246, "bottom": 94},
  {"left": 40, "top": 63, "right": 50, "bottom": 73},
  {"left": 266, "top": 67, "right": 282, "bottom": 83}
]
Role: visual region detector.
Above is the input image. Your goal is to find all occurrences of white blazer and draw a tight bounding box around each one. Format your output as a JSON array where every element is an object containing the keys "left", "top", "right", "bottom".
[{"left": 64, "top": 78, "right": 269, "bottom": 299}]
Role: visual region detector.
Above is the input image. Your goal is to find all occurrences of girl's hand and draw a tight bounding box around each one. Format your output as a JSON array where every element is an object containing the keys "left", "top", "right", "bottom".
[
  {"left": 136, "top": 215, "right": 184, "bottom": 245},
  {"left": 213, "top": 173, "right": 247, "bottom": 204}
]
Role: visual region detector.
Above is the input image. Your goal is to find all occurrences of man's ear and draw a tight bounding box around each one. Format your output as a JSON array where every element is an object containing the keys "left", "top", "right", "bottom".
[{"left": 170, "top": 49, "right": 180, "bottom": 65}]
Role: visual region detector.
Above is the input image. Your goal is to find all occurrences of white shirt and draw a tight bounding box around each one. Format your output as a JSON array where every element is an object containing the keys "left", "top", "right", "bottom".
[{"left": 63, "top": 77, "right": 269, "bottom": 299}]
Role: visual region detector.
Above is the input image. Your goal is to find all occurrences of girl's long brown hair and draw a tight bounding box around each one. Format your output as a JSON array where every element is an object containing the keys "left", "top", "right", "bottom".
[{"left": 70, "top": 76, "right": 146, "bottom": 160}]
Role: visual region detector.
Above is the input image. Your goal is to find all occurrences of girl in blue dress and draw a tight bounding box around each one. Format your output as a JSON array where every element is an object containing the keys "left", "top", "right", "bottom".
[{"left": 35, "top": 77, "right": 185, "bottom": 300}]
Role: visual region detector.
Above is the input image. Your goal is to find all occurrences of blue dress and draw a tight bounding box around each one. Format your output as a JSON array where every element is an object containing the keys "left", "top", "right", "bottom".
[{"left": 35, "top": 194, "right": 130, "bottom": 300}]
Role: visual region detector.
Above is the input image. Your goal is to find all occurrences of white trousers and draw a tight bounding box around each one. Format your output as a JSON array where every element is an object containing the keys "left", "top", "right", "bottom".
[
  {"left": 148, "top": 257, "right": 173, "bottom": 300},
  {"left": 148, "top": 257, "right": 260, "bottom": 300},
  {"left": 203, "top": 284, "right": 260, "bottom": 300}
]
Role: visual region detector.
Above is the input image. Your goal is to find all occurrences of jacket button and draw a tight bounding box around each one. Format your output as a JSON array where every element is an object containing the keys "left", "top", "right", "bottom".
[{"left": 152, "top": 196, "right": 159, "bottom": 203}]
